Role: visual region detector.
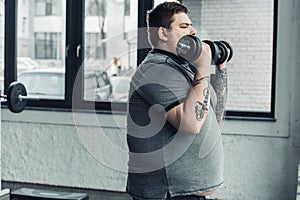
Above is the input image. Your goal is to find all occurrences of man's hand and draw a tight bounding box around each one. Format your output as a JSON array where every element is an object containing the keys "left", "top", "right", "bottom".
[
  {"left": 217, "top": 48, "right": 230, "bottom": 69},
  {"left": 193, "top": 42, "right": 212, "bottom": 76}
]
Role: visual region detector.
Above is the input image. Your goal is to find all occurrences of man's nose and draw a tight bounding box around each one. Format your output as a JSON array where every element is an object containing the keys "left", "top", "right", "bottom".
[{"left": 190, "top": 27, "right": 197, "bottom": 35}]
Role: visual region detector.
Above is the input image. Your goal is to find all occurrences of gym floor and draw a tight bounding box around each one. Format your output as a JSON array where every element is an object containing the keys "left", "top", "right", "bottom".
[{"left": 2, "top": 181, "right": 132, "bottom": 200}]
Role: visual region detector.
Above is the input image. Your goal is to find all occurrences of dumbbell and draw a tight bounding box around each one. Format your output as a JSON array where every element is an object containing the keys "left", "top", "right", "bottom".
[
  {"left": 176, "top": 35, "right": 202, "bottom": 61},
  {"left": 203, "top": 39, "right": 233, "bottom": 65},
  {"left": 0, "top": 82, "right": 38, "bottom": 113},
  {"left": 177, "top": 35, "right": 233, "bottom": 65},
  {"left": 219, "top": 40, "right": 233, "bottom": 62}
]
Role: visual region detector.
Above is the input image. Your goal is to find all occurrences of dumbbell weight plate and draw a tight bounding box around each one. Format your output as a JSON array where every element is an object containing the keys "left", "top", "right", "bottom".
[
  {"left": 220, "top": 40, "right": 233, "bottom": 62},
  {"left": 177, "top": 35, "right": 202, "bottom": 61},
  {"left": 7, "top": 82, "right": 27, "bottom": 113},
  {"left": 214, "top": 41, "right": 228, "bottom": 65},
  {"left": 192, "top": 36, "right": 202, "bottom": 61},
  {"left": 202, "top": 40, "right": 218, "bottom": 65}
]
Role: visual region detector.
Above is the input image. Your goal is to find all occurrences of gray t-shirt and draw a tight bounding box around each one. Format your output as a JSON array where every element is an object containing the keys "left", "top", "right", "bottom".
[{"left": 126, "top": 49, "right": 224, "bottom": 200}]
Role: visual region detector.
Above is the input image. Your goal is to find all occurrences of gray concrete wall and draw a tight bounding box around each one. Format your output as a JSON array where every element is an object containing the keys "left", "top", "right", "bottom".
[{"left": 1, "top": 0, "right": 300, "bottom": 199}]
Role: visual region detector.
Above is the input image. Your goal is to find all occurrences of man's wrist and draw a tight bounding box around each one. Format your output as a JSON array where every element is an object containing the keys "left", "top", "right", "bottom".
[
  {"left": 216, "top": 68, "right": 227, "bottom": 80},
  {"left": 216, "top": 64, "right": 227, "bottom": 70},
  {"left": 192, "top": 75, "right": 210, "bottom": 87}
]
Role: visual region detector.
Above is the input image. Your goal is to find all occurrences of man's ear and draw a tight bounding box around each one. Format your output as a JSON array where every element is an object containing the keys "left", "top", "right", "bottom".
[{"left": 158, "top": 27, "right": 168, "bottom": 42}]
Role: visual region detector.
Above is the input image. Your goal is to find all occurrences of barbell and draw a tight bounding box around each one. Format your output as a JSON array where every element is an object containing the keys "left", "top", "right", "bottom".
[
  {"left": 176, "top": 35, "right": 233, "bottom": 65},
  {"left": 1, "top": 82, "right": 37, "bottom": 113}
]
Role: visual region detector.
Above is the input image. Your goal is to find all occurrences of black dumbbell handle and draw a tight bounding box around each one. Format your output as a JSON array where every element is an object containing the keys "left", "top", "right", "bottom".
[{"left": 178, "top": 42, "right": 191, "bottom": 50}]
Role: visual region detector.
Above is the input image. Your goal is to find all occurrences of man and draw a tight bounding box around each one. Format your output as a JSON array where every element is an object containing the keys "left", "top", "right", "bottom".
[{"left": 126, "top": 1, "right": 228, "bottom": 200}]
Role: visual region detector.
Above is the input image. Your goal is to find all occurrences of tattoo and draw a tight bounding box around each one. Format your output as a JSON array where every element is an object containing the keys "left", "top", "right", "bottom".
[
  {"left": 195, "top": 88, "right": 210, "bottom": 121},
  {"left": 219, "top": 68, "right": 228, "bottom": 86},
  {"left": 211, "top": 68, "right": 228, "bottom": 123},
  {"left": 192, "top": 76, "right": 210, "bottom": 87}
]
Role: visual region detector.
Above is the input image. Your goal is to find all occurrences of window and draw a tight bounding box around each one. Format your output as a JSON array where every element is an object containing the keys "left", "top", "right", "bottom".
[
  {"left": 181, "top": 0, "right": 275, "bottom": 115},
  {"left": 155, "top": 0, "right": 276, "bottom": 118},
  {"left": 2, "top": 0, "right": 277, "bottom": 120},
  {"left": 35, "top": 33, "right": 62, "bottom": 59},
  {"left": 16, "top": 0, "right": 66, "bottom": 100},
  {"left": 84, "top": 0, "right": 138, "bottom": 102},
  {"left": 86, "top": 0, "right": 107, "bottom": 17},
  {"left": 35, "top": 0, "right": 61, "bottom": 16},
  {"left": 124, "top": 0, "right": 130, "bottom": 16},
  {"left": 18, "top": 69, "right": 65, "bottom": 100},
  {"left": 85, "top": 33, "right": 101, "bottom": 59},
  {"left": 22, "top": 17, "right": 26, "bottom": 34}
]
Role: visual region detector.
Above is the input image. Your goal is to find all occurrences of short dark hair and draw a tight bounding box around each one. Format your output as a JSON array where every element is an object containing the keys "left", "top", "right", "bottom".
[{"left": 146, "top": 1, "right": 189, "bottom": 47}]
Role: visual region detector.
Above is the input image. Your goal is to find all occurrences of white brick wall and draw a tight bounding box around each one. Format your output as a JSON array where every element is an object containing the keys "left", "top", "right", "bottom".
[{"left": 183, "top": 0, "right": 274, "bottom": 112}]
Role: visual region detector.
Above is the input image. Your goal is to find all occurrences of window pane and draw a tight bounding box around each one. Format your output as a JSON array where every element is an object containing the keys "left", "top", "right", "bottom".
[
  {"left": 155, "top": 0, "right": 274, "bottom": 113},
  {"left": 35, "top": 33, "right": 61, "bottom": 59},
  {"left": 18, "top": 69, "right": 65, "bottom": 99},
  {"left": 17, "top": 1, "right": 65, "bottom": 100},
  {"left": 35, "top": 0, "right": 62, "bottom": 16},
  {"left": 84, "top": 0, "right": 138, "bottom": 102}
]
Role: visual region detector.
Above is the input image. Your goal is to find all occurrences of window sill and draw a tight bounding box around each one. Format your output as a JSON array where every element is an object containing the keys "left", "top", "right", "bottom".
[
  {"left": 222, "top": 118, "right": 288, "bottom": 138},
  {"left": 1, "top": 106, "right": 288, "bottom": 138},
  {"left": 1, "top": 107, "right": 127, "bottom": 129}
]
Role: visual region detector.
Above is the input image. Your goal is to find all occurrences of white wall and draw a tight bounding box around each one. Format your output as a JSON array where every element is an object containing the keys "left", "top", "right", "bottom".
[
  {"left": 184, "top": 0, "right": 274, "bottom": 112},
  {"left": 1, "top": 112, "right": 129, "bottom": 192},
  {"left": 1, "top": 0, "right": 300, "bottom": 199}
]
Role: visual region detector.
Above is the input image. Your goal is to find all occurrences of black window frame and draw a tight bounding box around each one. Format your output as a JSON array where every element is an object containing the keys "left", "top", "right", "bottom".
[
  {"left": 225, "top": 0, "right": 278, "bottom": 120},
  {"left": 2, "top": 0, "right": 277, "bottom": 120}
]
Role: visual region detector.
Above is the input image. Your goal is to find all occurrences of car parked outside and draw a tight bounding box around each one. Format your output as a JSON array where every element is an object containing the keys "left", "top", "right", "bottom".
[
  {"left": 0, "top": 57, "right": 40, "bottom": 75},
  {"left": 84, "top": 67, "right": 113, "bottom": 101},
  {"left": 18, "top": 67, "right": 112, "bottom": 101},
  {"left": 109, "top": 76, "right": 131, "bottom": 102},
  {"left": 17, "top": 57, "right": 40, "bottom": 70}
]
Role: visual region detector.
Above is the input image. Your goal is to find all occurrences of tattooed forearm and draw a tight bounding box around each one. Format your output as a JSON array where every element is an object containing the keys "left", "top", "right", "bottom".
[
  {"left": 211, "top": 68, "right": 228, "bottom": 123},
  {"left": 218, "top": 68, "right": 227, "bottom": 85},
  {"left": 195, "top": 87, "right": 210, "bottom": 121}
]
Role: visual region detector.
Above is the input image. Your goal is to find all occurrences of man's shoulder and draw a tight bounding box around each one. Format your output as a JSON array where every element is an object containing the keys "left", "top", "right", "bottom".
[
  {"left": 138, "top": 50, "right": 190, "bottom": 74},
  {"left": 136, "top": 53, "right": 177, "bottom": 76},
  {"left": 141, "top": 50, "right": 170, "bottom": 66}
]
